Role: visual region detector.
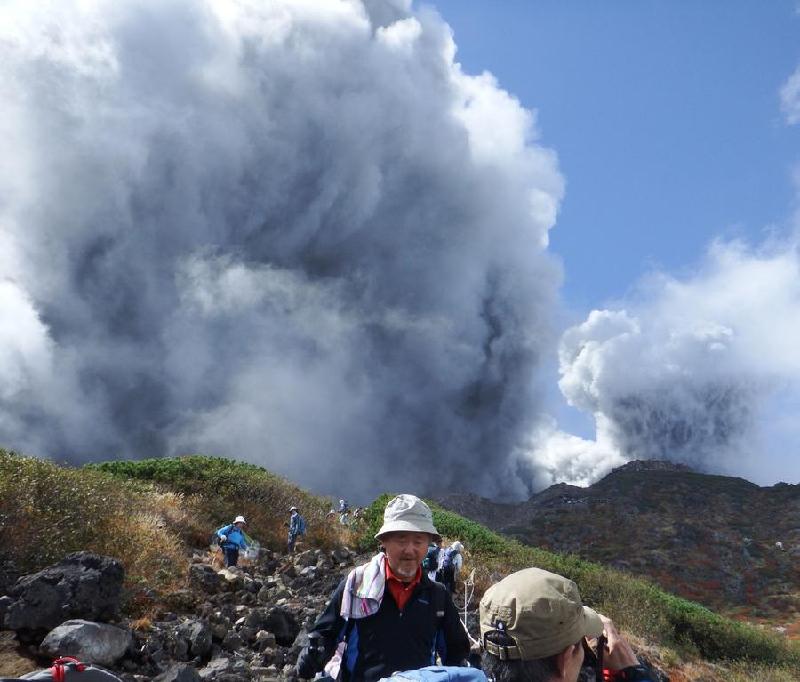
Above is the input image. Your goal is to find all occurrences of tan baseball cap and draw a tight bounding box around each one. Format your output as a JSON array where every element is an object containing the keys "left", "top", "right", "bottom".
[
  {"left": 480, "top": 567, "right": 604, "bottom": 660},
  {"left": 374, "top": 494, "right": 441, "bottom": 542}
]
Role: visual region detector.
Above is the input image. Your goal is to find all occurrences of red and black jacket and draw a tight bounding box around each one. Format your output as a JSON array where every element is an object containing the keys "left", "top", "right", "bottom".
[{"left": 307, "top": 572, "right": 470, "bottom": 681}]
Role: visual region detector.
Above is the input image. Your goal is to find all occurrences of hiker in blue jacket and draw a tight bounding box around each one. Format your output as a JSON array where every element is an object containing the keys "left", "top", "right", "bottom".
[
  {"left": 216, "top": 515, "right": 249, "bottom": 567},
  {"left": 436, "top": 541, "right": 464, "bottom": 594},
  {"left": 287, "top": 506, "right": 306, "bottom": 554}
]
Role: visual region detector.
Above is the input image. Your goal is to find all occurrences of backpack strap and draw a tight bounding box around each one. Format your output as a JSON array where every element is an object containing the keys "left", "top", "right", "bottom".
[
  {"left": 335, "top": 616, "right": 358, "bottom": 679},
  {"left": 428, "top": 581, "right": 449, "bottom": 664},
  {"left": 432, "top": 581, "right": 446, "bottom": 625}
]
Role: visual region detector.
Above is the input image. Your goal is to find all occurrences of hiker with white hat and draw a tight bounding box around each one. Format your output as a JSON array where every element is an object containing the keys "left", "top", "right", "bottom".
[
  {"left": 479, "top": 567, "right": 657, "bottom": 682},
  {"left": 215, "top": 515, "right": 249, "bottom": 568},
  {"left": 287, "top": 506, "right": 306, "bottom": 554},
  {"left": 296, "top": 494, "right": 470, "bottom": 681},
  {"left": 436, "top": 540, "right": 464, "bottom": 594}
]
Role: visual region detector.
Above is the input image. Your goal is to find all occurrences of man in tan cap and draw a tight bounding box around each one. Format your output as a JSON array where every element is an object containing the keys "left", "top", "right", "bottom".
[
  {"left": 296, "top": 494, "right": 469, "bottom": 681},
  {"left": 479, "top": 567, "right": 656, "bottom": 681}
]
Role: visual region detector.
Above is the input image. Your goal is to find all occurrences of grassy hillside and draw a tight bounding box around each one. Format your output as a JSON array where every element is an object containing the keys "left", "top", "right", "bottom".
[
  {"left": 87, "top": 454, "right": 337, "bottom": 550},
  {"left": 0, "top": 450, "right": 339, "bottom": 613}
]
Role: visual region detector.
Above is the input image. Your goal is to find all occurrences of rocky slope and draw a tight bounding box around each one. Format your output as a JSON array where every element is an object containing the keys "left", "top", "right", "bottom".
[
  {"left": 436, "top": 461, "right": 800, "bottom": 634},
  {"left": 0, "top": 548, "right": 359, "bottom": 681},
  {"left": 1, "top": 546, "right": 677, "bottom": 682},
  {"left": 3, "top": 453, "right": 799, "bottom": 681}
]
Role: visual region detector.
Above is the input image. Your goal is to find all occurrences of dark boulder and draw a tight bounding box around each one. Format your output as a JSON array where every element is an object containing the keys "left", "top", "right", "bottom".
[
  {"left": 5, "top": 552, "right": 124, "bottom": 640},
  {"left": 263, "top": 607, "right": 299, "bottom": 647},
  {"left": 153, "top": 663, "right": 202, "bottom": 682},
  {"left": 177, "top": 619, "right": 213, "bottom": 660},
  {"left": 188, "top": 564, "right": 221, "bottom": 593}
]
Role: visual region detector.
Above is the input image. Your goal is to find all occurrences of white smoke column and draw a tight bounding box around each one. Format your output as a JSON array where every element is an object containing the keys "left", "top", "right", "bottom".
[
  {"left": 543, "top": 239, "right": 800, "bottom": 486},
  {"left": 521, "top": 62, "right": 800, "bottom": 490},
  {"left": 0, "top": 0, "right": 563, "bottom": 498}
]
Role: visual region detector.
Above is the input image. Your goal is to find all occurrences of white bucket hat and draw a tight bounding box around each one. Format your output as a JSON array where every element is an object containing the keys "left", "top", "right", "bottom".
[
  {"left": 234, "top": 515, "right": 246, "bottom": 524},
  {"left": 375, "top": 494, "right": 440, "bottom": 541}
]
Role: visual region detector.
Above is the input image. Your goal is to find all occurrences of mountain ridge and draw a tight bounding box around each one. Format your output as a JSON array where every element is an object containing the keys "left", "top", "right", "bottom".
[{"left": 434, "top": 460, "right": 800, "bottom": 636}]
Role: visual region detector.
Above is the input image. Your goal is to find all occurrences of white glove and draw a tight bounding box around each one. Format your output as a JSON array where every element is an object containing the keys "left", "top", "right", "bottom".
[{"left": 219, "top": 534, "right": 227, "bottom": 542}]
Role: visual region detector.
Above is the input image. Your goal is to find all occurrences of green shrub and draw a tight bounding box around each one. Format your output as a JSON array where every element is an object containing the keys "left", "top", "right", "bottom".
[{"left": 87, "top": 455, "right": 339, "bottom": 551}]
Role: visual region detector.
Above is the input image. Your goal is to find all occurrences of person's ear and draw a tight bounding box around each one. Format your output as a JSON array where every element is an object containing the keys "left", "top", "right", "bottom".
[{"left": 553, "top": 643, "right": 580, "bottom": 680}]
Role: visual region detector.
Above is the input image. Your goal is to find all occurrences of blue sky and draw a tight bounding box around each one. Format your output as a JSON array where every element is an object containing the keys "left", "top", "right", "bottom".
[{"left": 427, "top": 1, "right": 800, "bottom": 313}]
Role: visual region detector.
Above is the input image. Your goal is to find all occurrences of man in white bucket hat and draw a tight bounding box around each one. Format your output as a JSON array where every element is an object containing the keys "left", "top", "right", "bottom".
[{"left": 296, "top": 494, "right": 469, "bottom": 681}]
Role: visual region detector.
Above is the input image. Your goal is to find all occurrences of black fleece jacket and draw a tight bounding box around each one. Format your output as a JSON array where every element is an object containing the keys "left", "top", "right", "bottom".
[{"left": 303, "top": 572, "right": 470, "bottom": 681}]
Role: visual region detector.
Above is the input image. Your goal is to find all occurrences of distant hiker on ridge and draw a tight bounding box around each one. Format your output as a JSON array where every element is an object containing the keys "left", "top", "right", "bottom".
[
  {"left": 215, "top": 515, "right": 250, "bottom": 568},
  {"left": 436, "top": 540, "right": 464, "bottom": 594},
  {"left": 295, "top": 494, "right": 469, "bottom": 681},
  {"left": 338, "top": 498, "right": 350, "bottom": 524},
  {"left": 287, "top": 506, "right": 306, "bottom": 554}
]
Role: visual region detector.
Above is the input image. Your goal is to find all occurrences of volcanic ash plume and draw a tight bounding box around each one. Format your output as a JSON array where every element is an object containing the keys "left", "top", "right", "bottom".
[
  {"left": 535, "top": 240, "right": 800, "bottom": 487},
  {"left": 0, "top": 0, "right": 564, "bottom": 498}
]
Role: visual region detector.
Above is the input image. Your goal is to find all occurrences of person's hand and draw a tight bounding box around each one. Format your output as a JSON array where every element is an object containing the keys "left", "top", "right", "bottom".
[
  {"left": 219, "top": 534, "right": 227, "bottom": 542},
  {"left": 598, "top": 614, "right": 639, "bottom": 670}
]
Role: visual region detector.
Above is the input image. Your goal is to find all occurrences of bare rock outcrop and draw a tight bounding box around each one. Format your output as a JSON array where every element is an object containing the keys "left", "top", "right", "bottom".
[{"left": 4, "top": 552, "right": 124, "bottom": 641}]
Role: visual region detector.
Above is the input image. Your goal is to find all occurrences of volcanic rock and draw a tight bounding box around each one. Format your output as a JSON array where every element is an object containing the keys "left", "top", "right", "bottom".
[
  {"left": 5, "top": 552, "right": 124, "bottom": 640},
  {"left": 40, "top": 619, "right": 132, "bottom": 666}
]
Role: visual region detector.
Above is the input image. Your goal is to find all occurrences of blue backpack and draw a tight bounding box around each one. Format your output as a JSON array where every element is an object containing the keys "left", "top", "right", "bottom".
[
  {"left": 422, "top": 545, "right": 440, "bottom": 571},
  {"left": 440, "top": 547, "right": 458, "bottom": 574},
  {"left": 380, "top": 666, "right": 487, "bottom": 682}
]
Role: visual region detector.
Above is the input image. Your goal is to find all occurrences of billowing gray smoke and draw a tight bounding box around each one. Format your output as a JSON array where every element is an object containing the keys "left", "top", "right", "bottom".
[
  {"left": 530, "top": 239, "right": 800, "bottom": 487},
  {"left": 0, "top": 0, "right": 563, "bottom": 498}
]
